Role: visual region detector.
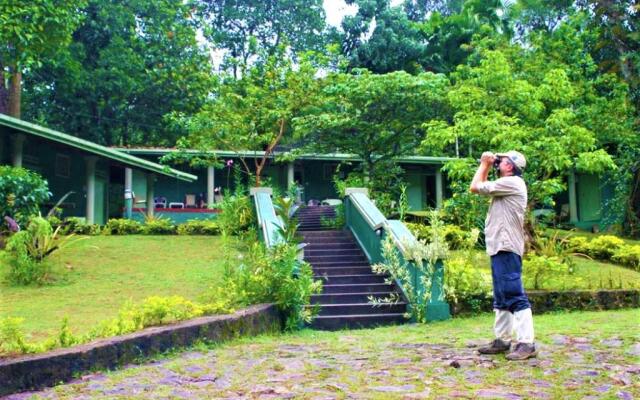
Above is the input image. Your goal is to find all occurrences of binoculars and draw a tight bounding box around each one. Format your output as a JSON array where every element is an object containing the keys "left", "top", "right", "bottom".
[{"left": 493, "top": 156, "right": 502, "bottom": 168}]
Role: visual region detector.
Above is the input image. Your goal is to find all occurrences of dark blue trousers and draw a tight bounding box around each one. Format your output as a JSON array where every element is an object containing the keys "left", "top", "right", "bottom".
[{"left": 491, "top": 251, "right": 531, "bottom": 313}]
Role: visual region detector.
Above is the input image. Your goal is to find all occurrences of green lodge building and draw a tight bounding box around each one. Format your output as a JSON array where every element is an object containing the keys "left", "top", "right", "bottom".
[
  {"left": 0, "top": 113, "right": 613, "bottom": 230},
  {"left": 0, "top": 114, "right": 195, "bottom": 224}
]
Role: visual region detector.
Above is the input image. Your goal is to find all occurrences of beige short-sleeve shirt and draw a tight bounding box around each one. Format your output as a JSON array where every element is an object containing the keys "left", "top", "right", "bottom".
[{"left": 476, "top": 176, "right": 527, "bottom": 256}]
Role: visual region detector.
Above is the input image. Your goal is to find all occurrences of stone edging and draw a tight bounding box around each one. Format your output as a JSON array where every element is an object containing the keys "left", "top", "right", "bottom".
[
  {"left": 451, "top": 289, "right": 640, "bottom": 315},
  {"left": 0, "top": 304, "right": 282, "bottom": 397}
]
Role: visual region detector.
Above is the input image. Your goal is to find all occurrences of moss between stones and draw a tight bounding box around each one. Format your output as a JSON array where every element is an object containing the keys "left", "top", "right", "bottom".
[{"left": 0, "top": 304, "right": 283, "bottom": 397}]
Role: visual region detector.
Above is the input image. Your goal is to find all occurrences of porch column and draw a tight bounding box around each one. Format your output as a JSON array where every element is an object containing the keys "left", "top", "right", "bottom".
[
  {"left": 146, "top": 173, "right": 155, "bottom": 218},
  {"left": 85, "top": 157, "right": 98, "bottom": 224},
  {"left": 207, "top": 165, "right": 215, "bottom": 207},
  {"left": 287, "top": 162, "right": 294, "bottom": 189},
  {"left": 11, "top": 134, "right": 25, "bottom": 167},
  {"left": 568, "top": 170, "right": 578, "bottom": 223},
  {"left": 435, "top": 169, "right": 444, "bottom": 209},
  {"left": 124, "top": 167, "right": 133, "bottom": 219}
]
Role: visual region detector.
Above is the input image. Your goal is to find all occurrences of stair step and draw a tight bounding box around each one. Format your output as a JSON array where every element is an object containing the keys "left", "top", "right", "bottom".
[
  {"left": 312, "top": 266, "right": 373, "bottom": 275},
  {"left": 310, "top": 292, "right": 397, "bottom": 304},
  {"left": 309, "top": 260, "right": 371, "bottom": 268},
  {"left": 303, "top": 243, "right": 360, "bottom": 250},
  {"left": 313, "top": 274, "right": 387, "bottom": 284},
  {"left": 322, "top": 283, "right": 395, "bottom": 294},
  {"left": 305, "top": 248, "right": 362, "bottom": 256},
  {"left": 314, "top": 302, "right": 407, "bottom": 316},
  {"left": 305, "top": 255, "right": 368, "bottom": 263},
  {"left": 309, "top": 313, "right": 407, "bottom": 330},
  {"left": 300, "top": 231, "right": 352, "bottom": 238}
]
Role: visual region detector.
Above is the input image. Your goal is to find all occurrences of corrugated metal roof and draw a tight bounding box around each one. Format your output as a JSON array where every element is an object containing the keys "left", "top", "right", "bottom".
[
  {"left": 0, "top": 114, "right": 197, "bottom": 182},
  {"left": 116, "top": 147, "right": 455, "bottom": 165}
]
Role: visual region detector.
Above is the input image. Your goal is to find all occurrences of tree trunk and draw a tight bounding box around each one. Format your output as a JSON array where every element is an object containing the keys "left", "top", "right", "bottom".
[
  {"left": 8, "top": 69, "right": 21, "bottom": 118},
  {"left": 0, "top": 62, "right": 8, "bottom": 115}
]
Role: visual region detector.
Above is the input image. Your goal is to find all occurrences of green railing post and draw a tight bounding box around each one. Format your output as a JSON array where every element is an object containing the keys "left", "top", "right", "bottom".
[{"left": 426, "top": 259, "right": 450, "bottom": 321}]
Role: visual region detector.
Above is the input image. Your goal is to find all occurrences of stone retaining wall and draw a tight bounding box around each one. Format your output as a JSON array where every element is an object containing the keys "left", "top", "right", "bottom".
[
  {"left": 0, "top": 304, "right": 282, "bottom": 397},
  {"left": 451, "top": 289, "right": 640, "bottom": 315}
]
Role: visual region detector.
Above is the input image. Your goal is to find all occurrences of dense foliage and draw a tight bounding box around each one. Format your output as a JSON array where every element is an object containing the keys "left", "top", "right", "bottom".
[
  {"left": 0, "top": 166, "right": 51, "bottom": 229},
  {"left": 7, "top": 0, "right": 639, "bottom": 234}
]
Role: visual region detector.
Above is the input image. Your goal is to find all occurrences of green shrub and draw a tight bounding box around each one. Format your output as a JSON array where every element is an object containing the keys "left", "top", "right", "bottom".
[
  {"left": 0, "top": 317, "right": 33, "bottom": 354},
  {"left": 217, "top": 242, "right": 322, "bottom": 330},
  {"left": 444, "top": 255, "right": 492, "bottom": 306},
  {"left": 143, "top": 217, "right": 176, "bottom": 235},
  {"left": 217, "top": 193, "right": 255, "bottom": 236},
  {"left": 103, "top": 218, "right": 142, "bottom": 235},
  {"left": 176, "top": 219, "right": 220, "bottom": 235},
  {"left": 566, "top": 236, "right": 590, "bottom": 254},
  {"left": 406, "top": 222, "right": 431, "bottom": 241},
  {"left": 611, "top": 245, "right": 640, "bottom": 271},
  {"left": 586, "top": 235, "right": 625, "bottom": 259},
  {"left": 442, "top": 225, "right": 471, "bottom": 250},
  {"left": 406, "top": 222, "right": 476, "bottom": 250},
  {"left": 0, "top": 295, "right": 235, "bottom": 356},
  {"left": 523, "top": 254, "right": 573, "bottom": 290},
  {"left": 61, "top": 217, "right": 101, "bottom": 235},
  {"left": 0, "top": 166, "right": 51, "bottom": 229},
  {"left": 4, "top": 217, "right": 54, "bottom": 285}
]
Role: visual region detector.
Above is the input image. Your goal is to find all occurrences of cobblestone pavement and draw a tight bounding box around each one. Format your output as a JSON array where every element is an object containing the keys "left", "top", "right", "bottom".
[{"left": 4, "top": 312, "right": 640, "bottom": 399}]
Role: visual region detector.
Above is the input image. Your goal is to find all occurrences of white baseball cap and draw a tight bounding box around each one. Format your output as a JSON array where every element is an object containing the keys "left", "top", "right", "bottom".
[{"left": 496, "top": 150, "right": 526, "bottom": 170}]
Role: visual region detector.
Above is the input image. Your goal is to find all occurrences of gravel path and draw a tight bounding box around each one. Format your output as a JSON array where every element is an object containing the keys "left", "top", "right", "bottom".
[{"left": 4, "top": 314, "right": 640, "bottom": 399}]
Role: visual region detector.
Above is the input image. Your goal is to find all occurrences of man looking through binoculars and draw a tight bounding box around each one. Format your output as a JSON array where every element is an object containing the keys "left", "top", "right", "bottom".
[{"left": 470, "top": 150, "right": 537, "bottom": 360}]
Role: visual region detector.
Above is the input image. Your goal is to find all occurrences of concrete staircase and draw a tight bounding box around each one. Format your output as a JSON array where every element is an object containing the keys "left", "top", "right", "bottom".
[{"left": 296, "top": 206, "right": 408, "bottom": 330}]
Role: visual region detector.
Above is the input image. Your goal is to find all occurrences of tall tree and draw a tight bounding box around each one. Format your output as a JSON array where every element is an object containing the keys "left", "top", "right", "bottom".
[
  {"left": 22, "top": 0, "right": 212, "bottom": 146},
  {"left": 295, "top": 69, "right": 450, "bottom": 180},
  {"left": 341, "top": 0, "right": 428, "bottom": 73},
  {"left": 0, "top": 0, "right": 85, "bottom": 117},
  {"left": 198, "top": 0, "right": 327, "bottom": 77},
  {"left": 420, "top": 32, "right": 634, "bottom": 230},
  {"left": 340, "top": 0, "right": 516, "bottom": 74},
  {"left": 178, "top": 49, "right": 321, "bottom": 186}
]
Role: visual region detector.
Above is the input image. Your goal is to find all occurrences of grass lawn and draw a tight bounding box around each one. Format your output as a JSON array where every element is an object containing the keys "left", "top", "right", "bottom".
[
  {"left": 455, "top": 249, "right": 640, "bottom": 290},
  {"left": 29, "top": 309, "right": 640, "bottom": 399},
  {"left": 0, "top": 235, "right": 238, "bottom": 341}
]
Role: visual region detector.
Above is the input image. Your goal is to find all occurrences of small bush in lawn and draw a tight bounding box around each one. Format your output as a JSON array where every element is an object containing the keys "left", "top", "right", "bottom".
[
  {"left": 566, "top": 236, "right": 590, "bottom": 254},
  {"left": 103, "top": 218, "right": 142, "bottom": 235},
  {"left": 143, "top": 216, "right": 176, "bottom": 235},
  {"left": 524, "top": 254, "right": 573, "bottom": 290},
  {"left": 611, "top": 244, "right": 640, "bottom": 271},
  {"left": 586, "top": 235, "right": 625, "bottom": 259},
  {"left": 444, "top": 255, "right": 492, "bottom": 307},
  {"left": 176, "top": 219, "right": 220, "bottom": 235},
  {"left": 217, "top": 242, "right": 322, "bottom": 330},
  {"left": 3, "top": 216, "right": 80, "bottom": 285},
  {"left": 0, "top": 317, "right": 33, "bottom": 354}
]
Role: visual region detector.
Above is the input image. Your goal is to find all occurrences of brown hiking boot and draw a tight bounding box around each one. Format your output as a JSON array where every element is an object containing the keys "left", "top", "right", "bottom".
[
  {"left": 478, "top": 339, "right": 511, "bottom": 354},
  {"left": 506, "top": 342, "right": 538, "bottom": 361}
]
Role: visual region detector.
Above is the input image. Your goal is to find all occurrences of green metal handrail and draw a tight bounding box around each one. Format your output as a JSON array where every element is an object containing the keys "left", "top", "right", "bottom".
[
  {"left": 344, "top": 189, "right": 450, "bottom": 322},
  {"left": 252, "top": 190, "right": 284, "bottom": 248}
]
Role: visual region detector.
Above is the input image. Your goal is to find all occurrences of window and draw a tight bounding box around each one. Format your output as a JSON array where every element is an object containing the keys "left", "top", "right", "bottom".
[{"left": 55, "top": 154, "right": 71, "bottom": 178}]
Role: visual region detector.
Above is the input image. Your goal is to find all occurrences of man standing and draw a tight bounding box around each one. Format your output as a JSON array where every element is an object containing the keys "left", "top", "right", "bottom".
[{"left": 469, "top": 150, "right": 537, "bottom": 360}]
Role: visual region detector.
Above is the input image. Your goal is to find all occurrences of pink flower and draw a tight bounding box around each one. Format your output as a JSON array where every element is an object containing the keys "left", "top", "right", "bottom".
[
  {"left": 4, "top": 216, "right": 20, "bottom": 232},
  {"left": 226, "top": 159, "right": 234, "bottom": 167}
]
